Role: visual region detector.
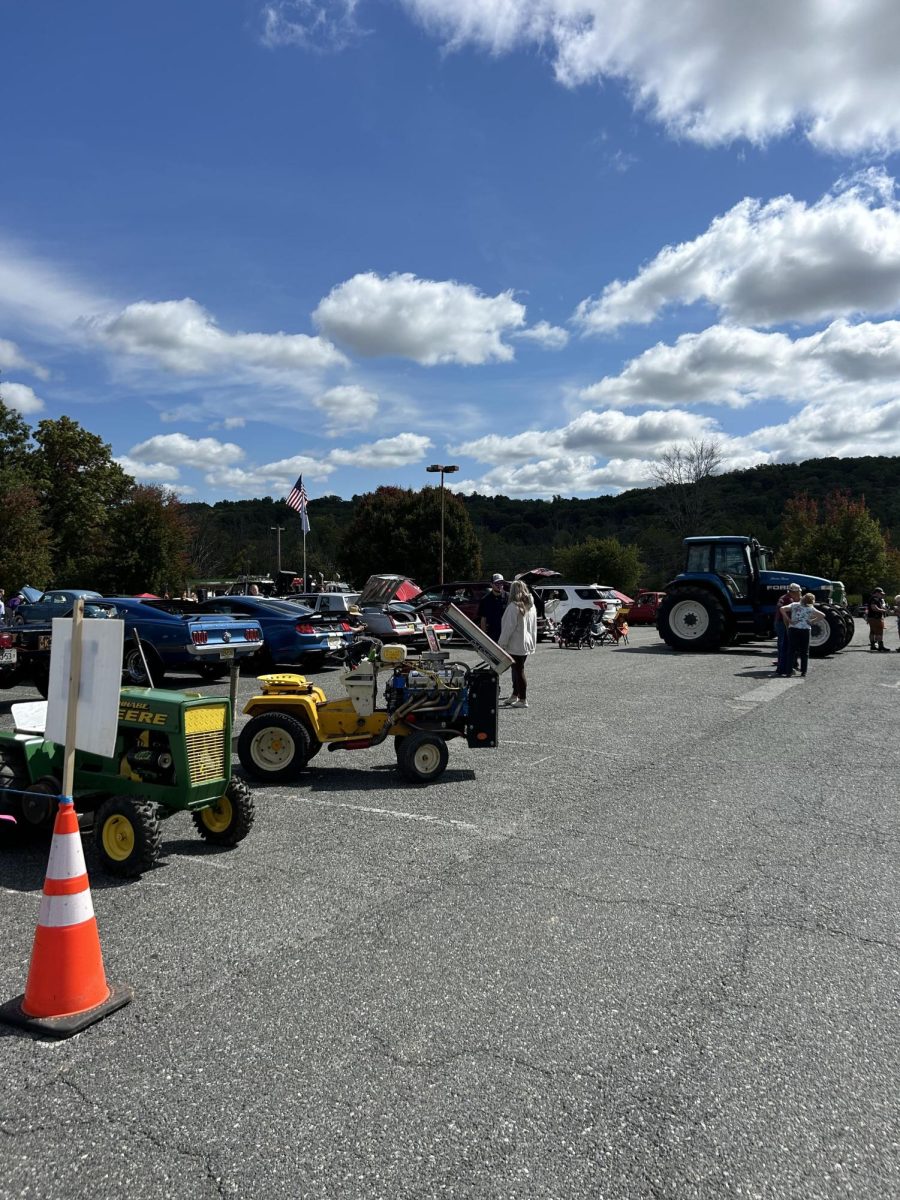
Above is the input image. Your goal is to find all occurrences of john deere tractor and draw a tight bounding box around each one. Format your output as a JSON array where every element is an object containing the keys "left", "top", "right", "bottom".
[
  {"left": 0, "top": 687, "right": 254, "bottom": 876},
  {"left": 656, "top": 535, "right": 854, "bottom": 657}
]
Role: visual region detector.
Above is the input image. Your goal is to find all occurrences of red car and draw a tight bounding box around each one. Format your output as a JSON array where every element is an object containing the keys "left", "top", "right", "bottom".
[{"left": 627, "top": 590, "right": 666, "bottom": 625}]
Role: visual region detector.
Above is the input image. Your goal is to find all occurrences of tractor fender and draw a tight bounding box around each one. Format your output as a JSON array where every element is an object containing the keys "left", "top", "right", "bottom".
[{"left": 241, "top": 695, "right": 323, "bottom": 739}]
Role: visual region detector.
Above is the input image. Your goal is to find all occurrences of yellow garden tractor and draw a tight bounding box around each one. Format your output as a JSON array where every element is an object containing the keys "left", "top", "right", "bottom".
[{"left": 237, "top": 604, "right": 512, "bottom": 785}]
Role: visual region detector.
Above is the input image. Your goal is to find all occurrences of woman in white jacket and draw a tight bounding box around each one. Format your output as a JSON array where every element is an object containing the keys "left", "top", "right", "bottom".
[{"left": 498, "top": 580, "right": 537, "bottom": 708}]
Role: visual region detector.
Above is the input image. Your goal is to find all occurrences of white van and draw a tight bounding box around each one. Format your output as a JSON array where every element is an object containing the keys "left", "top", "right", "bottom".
[{"left": 532, "top": 584, "right": 619, "bottom": 624}]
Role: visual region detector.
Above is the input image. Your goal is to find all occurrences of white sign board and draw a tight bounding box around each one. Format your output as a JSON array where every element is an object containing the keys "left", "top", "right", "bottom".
[{"left": 45, "top": 617, "right": 125, "bottom": 758}]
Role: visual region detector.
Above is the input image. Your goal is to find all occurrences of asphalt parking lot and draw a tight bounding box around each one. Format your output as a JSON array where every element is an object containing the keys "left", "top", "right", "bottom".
[{"left": 2, "top": 620, "right": 899, "bottom": 1199}]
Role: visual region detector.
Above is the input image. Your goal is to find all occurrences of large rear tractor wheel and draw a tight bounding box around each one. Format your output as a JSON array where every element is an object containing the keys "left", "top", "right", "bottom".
[
  {"left": 657, "top": 589, "right": 726, "bottom": 651},
  {"left": 809, "top": 605, "right": 846, "bottom": 658},
  {"left": 237, "top": 712, "right": 311, "bottom": 782},
  {"left": 837, "top": 608, "right": 855, "bottom": 649},
  {"left": 20, "top": 775, "right": 62, "bottom": 834},
  {"left": 192, "top": 778, "right": 255, "bottom": 846},
  {"left": 0, "top": 751, "right": 30, "bottom": 824},
  {"left": 396, "top": 732, "right": 449, "bottom": 785},
  {"left": 94, "top": 795, "right": 162, "bottom": 876}
]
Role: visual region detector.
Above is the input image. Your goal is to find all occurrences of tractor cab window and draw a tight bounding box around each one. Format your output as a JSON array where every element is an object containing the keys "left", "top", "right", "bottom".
[
  {"left": 685, "top": 545, "right": 710, "bottom": 573},
  {"left": 713, "top": 544, "right": 750, "bottom": 597}
]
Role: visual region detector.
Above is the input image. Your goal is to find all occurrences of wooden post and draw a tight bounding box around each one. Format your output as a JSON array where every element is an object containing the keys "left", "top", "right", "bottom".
[{"left": 60, "top": 598, "right": 85, "bottom": 800}]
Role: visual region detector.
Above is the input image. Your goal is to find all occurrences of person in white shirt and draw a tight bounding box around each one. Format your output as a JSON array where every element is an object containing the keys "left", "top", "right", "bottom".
[
  {"left": 0, "top": 589, "right": 5, "bottom": 622},
  {"left": 782, "top": 592, "right": 827, "bottom": 678},
  {"left": 498, "top": 579, "right": 537, "bottom": 708}
]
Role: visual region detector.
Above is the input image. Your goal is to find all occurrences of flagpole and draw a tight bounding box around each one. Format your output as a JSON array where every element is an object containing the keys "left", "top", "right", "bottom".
[{"left": 303, "top": 528, "right": 307, "bottom": 591}]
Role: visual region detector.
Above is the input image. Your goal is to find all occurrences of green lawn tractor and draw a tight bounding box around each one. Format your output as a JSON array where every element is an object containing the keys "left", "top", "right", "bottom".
[{"left": 0, "top": 687, "right": 254, "bottom": 876}]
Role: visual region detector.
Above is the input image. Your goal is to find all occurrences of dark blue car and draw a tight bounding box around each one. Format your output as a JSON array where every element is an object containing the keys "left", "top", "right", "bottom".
[{"left": 197, "top": 595, "right": 357, "bottom": 671}]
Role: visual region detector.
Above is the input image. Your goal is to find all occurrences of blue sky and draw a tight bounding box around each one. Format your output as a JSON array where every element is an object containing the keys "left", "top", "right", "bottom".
[{"left": 2, "top": 0, "right": 900, "bottom": 504}]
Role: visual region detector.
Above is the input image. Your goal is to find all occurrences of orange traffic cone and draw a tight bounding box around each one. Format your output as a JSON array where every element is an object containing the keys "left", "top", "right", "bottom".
[{"left": 1, "top": 798, "right": 132, "bottom": 1037}]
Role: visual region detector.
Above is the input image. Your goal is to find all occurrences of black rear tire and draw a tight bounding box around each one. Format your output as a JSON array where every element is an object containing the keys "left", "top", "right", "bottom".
[
  {"left": 20, "top": 775, "right": 62, "bottom": 833},
  {"left": 237, "top": 711, "right": 311, "bottom": 782},
  {"left": 192, "top": 778, "right": 255, "bottom": 846},
  {"left": 809, "top": 605, "right": 846, "bottom": 658},
  {"left": 657, "top": 588, "right": 726, "bottom": 651}
]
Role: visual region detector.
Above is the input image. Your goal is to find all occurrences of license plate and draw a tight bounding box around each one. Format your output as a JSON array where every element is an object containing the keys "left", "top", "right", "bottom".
[
  {"left": 0, "top": 649, "right": 16, "bottom": 665},
  {"left": 219, "top": 647, "right": 235, "bottom": 660}
]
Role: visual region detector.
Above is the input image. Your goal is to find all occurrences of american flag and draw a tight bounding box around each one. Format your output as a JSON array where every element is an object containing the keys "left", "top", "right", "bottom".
[{"left": 286, "top": 474, "right": 310, "bottom": 533}]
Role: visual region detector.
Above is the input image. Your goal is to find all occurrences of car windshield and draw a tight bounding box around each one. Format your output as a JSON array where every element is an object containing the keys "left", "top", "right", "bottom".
[
  {"left": 575, "top": 587, "right": 604, "bottom": 599},
  {"left": 250, "top": 599, "right": 316, "bottom": 617}
]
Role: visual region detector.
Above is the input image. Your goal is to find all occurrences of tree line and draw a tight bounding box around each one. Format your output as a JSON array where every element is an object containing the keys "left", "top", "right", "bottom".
[{"left": 2, "top": 398, "right": 899, "bottom": 601}]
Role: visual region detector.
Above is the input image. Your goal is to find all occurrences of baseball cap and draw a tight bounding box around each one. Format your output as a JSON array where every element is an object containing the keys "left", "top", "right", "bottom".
[
  {"left": 788, "top": 583, "right": 801, "bottom": 593},
  {"left": 873, "top": 587, "right": 885, "bottom": 594},
  {"left": 492, "top": 573, "right": 504, "bottom": 583}
]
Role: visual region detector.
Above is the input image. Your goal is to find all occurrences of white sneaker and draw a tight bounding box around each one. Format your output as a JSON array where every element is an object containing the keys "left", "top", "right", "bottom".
[
  {"left": 501, "top": 696, "right": 516, "bottom": 707},
  {"left": 512, "top": 699, "right": 528, "bottom": 708}
]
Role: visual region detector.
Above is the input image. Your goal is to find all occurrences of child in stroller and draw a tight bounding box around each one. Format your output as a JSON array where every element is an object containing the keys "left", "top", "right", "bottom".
[{"left": 556, "top": 607, "right": 597, "bottom": 648}]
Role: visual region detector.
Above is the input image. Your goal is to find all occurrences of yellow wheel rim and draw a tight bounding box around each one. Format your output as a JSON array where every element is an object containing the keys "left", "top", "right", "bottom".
[
  {"left": 201, "top": 795, "right": 233, "bottom": 833},
  {"left": 102, "top": 814, "right": 136, "bottom": 862}
]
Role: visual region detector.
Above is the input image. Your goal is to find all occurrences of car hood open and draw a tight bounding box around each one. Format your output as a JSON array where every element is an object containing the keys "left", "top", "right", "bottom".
[{"left": 358, "top": 575, "right": 422, "bottom": 605}]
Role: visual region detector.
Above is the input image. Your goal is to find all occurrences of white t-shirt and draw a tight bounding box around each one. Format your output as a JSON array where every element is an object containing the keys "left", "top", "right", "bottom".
[{"left": 787, "top": 601, "right": 819, "bottom": 630}]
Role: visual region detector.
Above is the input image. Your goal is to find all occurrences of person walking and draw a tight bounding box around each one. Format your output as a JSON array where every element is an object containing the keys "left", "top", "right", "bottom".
[
  {"left": 783, "top": 591, "right": 827, "bottom": 677},
  {"left": 774, "top": 582, "right": 802, "bottom": 676},
  {"left": 893, "top": 595, "right": 900, "bottom": 652},
  {"left": 498, "top": 579, "right": 537, "bottom": 708},
  {"left": 867, "top": 587, "right": 889, "bottom": 652},
  {"left": 477, "top": 574, "right": 507, "bottom": 643}
]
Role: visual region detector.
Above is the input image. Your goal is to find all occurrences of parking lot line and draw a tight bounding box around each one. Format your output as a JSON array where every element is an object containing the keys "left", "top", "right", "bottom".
[
  {"left": 292, "top": 796, "right": 480, "bottom": 832},
  {"left": 735, "top": 677, "right": 797, "bottom": 703}
]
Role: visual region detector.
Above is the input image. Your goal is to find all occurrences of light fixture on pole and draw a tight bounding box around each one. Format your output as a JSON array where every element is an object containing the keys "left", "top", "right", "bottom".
[
  {"left": 270, "top": 525, "right": 285, "bottom": 575},
  {"left": 426, "top": 464, "right": 459, "bottom": 584}
]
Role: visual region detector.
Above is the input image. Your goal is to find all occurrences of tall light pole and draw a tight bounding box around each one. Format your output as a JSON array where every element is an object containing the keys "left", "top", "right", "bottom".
[
  {"left": 426, "top": 464, "right": 459, "bottom": 584},
  {"left": 270, "top": 525, "right": 284, "bottom": 575}
]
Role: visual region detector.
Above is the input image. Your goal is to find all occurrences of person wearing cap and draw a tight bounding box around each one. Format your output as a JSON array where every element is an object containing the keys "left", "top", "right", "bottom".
[
  {"left": 774, "top": 582, "right": 802, "bottom": 676},
  {"left": 893, "top": 594, "right": 900, "bottom": 651},
  {"left": 867, "top": 587, "right": 889, "bottom": 651},
  {"left": 782, "top": 591, "right": 828, "bottom": 678},
  {"left": 477, "top": 574, "right": 508, "bottom": 643}
]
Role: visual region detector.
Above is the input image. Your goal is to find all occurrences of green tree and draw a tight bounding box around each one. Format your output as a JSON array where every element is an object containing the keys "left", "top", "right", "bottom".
[
  {"left": 340, "top": 486, "right": 481, "bottom": 584},
  {"left": 31, "top": 415, "right": 132, "bottom": 585},
  {"left": 780, "top": 489, "right": 888, "bottom": 592},
  {"left": 0, "top": 397, "right": 52, "bottom": 591},
  {"left": 555, "top": 536, "right": 644, "bottom": 595},
  {"left": 102, "top": 486, "right": 191, "bottom": 595}
]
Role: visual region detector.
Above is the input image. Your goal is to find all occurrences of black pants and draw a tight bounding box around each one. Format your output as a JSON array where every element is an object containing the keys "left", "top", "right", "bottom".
[
  {"left": 510, "top": 653, "right": 528, "bottom": 700},
  {"left": 788, "top": 627, "right": 810, "bottom": 675}
]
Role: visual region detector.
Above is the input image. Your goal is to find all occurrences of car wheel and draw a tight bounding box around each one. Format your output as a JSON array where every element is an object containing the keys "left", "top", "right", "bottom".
[
  {"left": 237, "top": 712, "right": 311, "bottom": 782},
  {"left": 123, "top": 644, "right": 165, "bottom": 687}
]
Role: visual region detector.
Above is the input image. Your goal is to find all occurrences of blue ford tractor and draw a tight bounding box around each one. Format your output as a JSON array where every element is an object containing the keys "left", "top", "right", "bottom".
[{"left": 656, "top": 536, "right": 854, "bottom": 656}]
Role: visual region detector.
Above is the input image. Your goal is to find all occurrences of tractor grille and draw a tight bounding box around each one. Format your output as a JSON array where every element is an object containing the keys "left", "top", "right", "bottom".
[{"left": 184, "top": 704, "right": 227, "bottom": 784}]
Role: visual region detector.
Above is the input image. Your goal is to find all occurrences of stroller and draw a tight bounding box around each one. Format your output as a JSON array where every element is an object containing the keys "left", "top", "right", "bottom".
[
  {"left": 595, "top": 611, "right": 629, "bottom": 646},
  {"left": 556, "top": 607, "right": 597, "bottom": 649}
]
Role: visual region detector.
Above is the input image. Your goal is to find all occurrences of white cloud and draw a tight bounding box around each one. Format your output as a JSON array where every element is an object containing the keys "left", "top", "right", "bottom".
[
  {"left": 313, "top": 272, "right": 526, "bottom": 365},
  {"left": 514, "top": 321, "right": 570, "bottom": 349},
  {"left": 0, "top": 241, "right": 108, "bottom": 335},
  {"left": 328, "top": 432, "right": 433, "bottom": 467},
  {"left": 576, "top": 172, "right": 900, "bottom": 333},
  {"left": 454, "top": 407, "right": 714, "bottom": 464},
  {"left": 313, "top": 384, "right": 379, "bottom": 430},
  {"left": 223, "top": 416, "right": 246, "bottom": 429},
  {"left": 261, "top": 0, "right": 364, "bottom": 51},
  {"left": 0, "top": 337, "right": 49, "bottom": 380},
  {"left": 115, "top": 455, "right": 182, "bottom": 483},
  {"left": 452, "top": 455, "right": 658, "bottom": 497},
  {"left": 93, "top": 298, "right": 346, "bottom": 376},
  {"left": 579, "top": 319, "right": 900, "bottom": 412},
  {"left": 0, "top": 381, "right": 44, "bottom": 415},
  {"left": 400, "top": 0, "right": 900, "bottom": 153},
  {"left": 127, "top": 433, "right": 245, "bottom": 471}
]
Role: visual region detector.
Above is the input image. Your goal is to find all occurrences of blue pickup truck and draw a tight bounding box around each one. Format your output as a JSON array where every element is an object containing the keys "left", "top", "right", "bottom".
[{"left": 1, "top": 589, "right": 264, "bottom": 693}]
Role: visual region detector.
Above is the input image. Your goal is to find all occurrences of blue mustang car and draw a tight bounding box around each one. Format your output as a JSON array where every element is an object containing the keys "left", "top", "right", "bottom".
[
  {"left": 197, "top": 595, "right": 358, "bottom": 671},
  {"left": 11, "top": 591, "right": 264, "bottom": 687}
]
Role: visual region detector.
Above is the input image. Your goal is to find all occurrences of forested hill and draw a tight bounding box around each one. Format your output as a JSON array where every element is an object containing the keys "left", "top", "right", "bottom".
[{"left": 182, "top": 455, "right": 900, "bottom": 587}]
